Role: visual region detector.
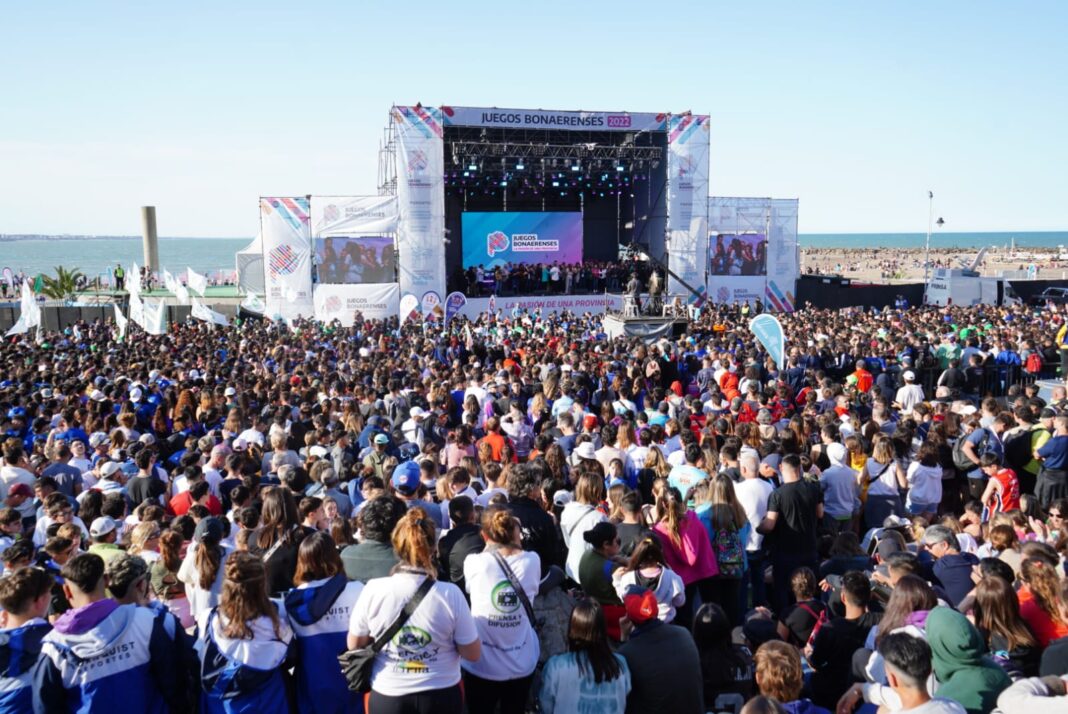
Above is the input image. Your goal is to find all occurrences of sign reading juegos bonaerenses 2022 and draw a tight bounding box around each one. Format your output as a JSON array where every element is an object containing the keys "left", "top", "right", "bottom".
[
  {"left": 461, "top": 212, "right": 583, "bottom": 269},
  {"left": 440, "top": 106, "right": 668, "bottom": 133}
]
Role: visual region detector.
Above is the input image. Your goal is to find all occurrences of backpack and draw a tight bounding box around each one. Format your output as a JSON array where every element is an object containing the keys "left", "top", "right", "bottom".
[
  {"left": 713, "top": 526, "right": 745, "bottom": 578},
  {"left": 953, "top": 428, "right": 991, "bottom": 472},
  {"left": 1004, "top": 426, "right": 1048, "bottom": 474},
  {"left": 798, "top": 601, "right": 830, "bottom": 649},
  {"left": 1025, "top": 352, "right": 1043, "bottom": 374}
]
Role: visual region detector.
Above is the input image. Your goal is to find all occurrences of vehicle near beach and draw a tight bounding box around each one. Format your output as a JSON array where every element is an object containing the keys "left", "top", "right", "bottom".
[
  {"left": 925, "top": 268, "right": 1020, "bottom": 307},
  {"left": 1028, "top": 287, "right": 1068, "bottom": 307}
]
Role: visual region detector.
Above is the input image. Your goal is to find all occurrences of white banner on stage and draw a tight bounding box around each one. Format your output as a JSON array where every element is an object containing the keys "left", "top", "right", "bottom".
[
  {"left": 393, "top": 106, "right": 446, "bottom": 301},
  {"left": 666, "top": 114, "right": 710, "bottom": 301},
  {"left": 707, "top": 197, "right": 799, "bottom": 311},
  {"left": 456, "top": 294, "right": 622, "bottom": 320},
  {"left": 311, "top": 195, "right": 399, "bottom": 236},
  {"left": 260, "top": 197, "right": 313, "bottom": 321},
  {"left": 314, "top": 283, "right": 399, "bottom": 325},
  {"left": 441, "top": 106, "right": 668, "bottom": 133}
]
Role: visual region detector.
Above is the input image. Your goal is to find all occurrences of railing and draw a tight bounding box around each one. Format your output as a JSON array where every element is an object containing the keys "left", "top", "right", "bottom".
[
  {"left": 912, "top": 360, "right": 1057, "bottom": 399},
  {"left": 607, "top": 292, "right": 691, "bottom": 318}
]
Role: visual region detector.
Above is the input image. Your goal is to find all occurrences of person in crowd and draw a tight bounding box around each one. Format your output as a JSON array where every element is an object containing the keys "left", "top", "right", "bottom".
[
  {"left": 178, "top": 515, "right": 231, "bottom": 621},
  {"left": 753, "top": 640, "right": 830, "bottom": 714},
  {"left": 806, "top": 570, "right": 882, "bottom": 709},
  {"left": 618, "top": 586, "right": 704, "bottom": 714},
  {"left": 538, "top": 599, "right": 631, "bottom": 714},
  {"left": 578, "top": 521, "right": 627, "bottom": 639},
  {"left": 759, "top": 454, "right": 822, "bottom": 610},
  {"left": 195, "top": 551, "right": 294, "bottom": 713},
  {"left": 561, "top": 471, "right": 609, "bottom": 582},
  {"left": 776, "top": 567, "right": 827, "bottom": 647},
  {"left": 150, "top": 528, "right": 192, "bottom": 628},
  {"left": 34, "top": 553, "right": 183, "bottom": 712},
  {"left": 925, "top": 606, "right": 1012, "bottom": 714},
  {"left": 693, "top": 602, "right": 755, "bottom": 712},
  {"left": 283, "top": 531, "right": 364, "bottom": 714},
  {"left": 340, "top": 494, "right": 404, "bottom": 582},
  {"left": 972, "top": 573, "right": 1040, "bottom": 678},
  {"left": 462, "top": 508, "right": 540, "bottom": 714},
  {"left": 1018, "top": 555, "right": 1068, "bottom": 648},
  {"left": 921, "top": 524, "right": 979, "bottom": 609},
  {"left": 654, "top": 487, "right": 718, "bottom": 627},
  {"left": 0, "top": 566, "right": 53, "bottom": 712},
  {"left": 346, "top": 508, "right": 481, "bottom": 714},
  {"left": 613, "top": 535, "right": 685, "bottom": 623}
]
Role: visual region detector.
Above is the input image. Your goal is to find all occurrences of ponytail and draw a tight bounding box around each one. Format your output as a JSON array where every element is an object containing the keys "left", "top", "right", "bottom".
[
  {"left": 195, "top": 538, "right": 223, "bottom": 590},
  {"left": 657, "top": 488, "right": 685, "bottom": 546},
  {"left": 1023, "top": 558, "right": 1066, "bottom": 626},
  {"left": 391, "top": 507, "right": 437, "bottom": 577}
]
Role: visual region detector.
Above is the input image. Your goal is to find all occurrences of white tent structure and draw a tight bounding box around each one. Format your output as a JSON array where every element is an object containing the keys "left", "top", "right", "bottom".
[{"left": 235, "top": 233, "right": 264, "bottom": 295}]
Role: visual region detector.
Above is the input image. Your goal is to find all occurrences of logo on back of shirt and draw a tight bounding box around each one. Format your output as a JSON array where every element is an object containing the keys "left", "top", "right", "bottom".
[
  {"left": 391, "top": 626, "right": 437, "bottom": 673},
  {"left": 491, "top": 580, "right": 521, "bottom": 614}
]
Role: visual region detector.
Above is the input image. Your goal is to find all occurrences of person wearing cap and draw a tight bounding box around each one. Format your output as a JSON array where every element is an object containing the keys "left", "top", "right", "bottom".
[
  {"left": 401, "top": 406, "right": 428, "bottom": 450},
  {"left": 893, "top": 370, "right": 925, "bottom": 416},
  {"left": 618, "top": 585, "right": 704, "bottom": 714},
  {"left": 87, "top": 516, "right": 123, "bottom": 564},
  {"left": 391, "top": 461, "right": 445, "bottom": 529},
  {"left": 35, "top": 553, "right": 184, "bottom": 713},
  {"left": 820, "top": 443, "right": 860, "bottom": 534},
  {"left": 538, "top": 598, "right": 631, "bottom": 714},
  {"left": 362, "top": 433, "right": 392, "bottom": 481}
]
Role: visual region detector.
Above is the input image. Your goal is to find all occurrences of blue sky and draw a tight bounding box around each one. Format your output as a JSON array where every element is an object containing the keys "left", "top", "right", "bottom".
[{"left": 2, "top": 1, "right": 1065, "bottom": 236}]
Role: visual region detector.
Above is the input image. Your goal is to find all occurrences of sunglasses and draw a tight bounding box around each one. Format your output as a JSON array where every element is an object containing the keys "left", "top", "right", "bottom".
[{"left": 1051, "top": 512, "right": 1063, "bottom": 519}]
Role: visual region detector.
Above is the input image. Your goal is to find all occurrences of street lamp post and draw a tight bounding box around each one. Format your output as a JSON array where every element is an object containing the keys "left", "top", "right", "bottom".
[{"left": 924, "top": 191, "right": 934, "bottom": 287}]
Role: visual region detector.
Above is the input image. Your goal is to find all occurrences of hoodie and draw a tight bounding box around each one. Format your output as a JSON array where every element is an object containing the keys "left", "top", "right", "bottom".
[
  {"left": 926, "top": 606, "right": 1011, "bottom": 714},
  {"left": 781, "top": 700, "right": 831, "bottom": 714},
  {"left": 195, "top": 607, "right": 294, "bottom": 714},
  {"left": 34, "top": 601, "right": 180, "bottom": 714},
  {"left": 282, "top": 574, "right": 364, "bottom": 714},
  {"left": 0, "top": 619, "right": 51, "bottom": 714}
]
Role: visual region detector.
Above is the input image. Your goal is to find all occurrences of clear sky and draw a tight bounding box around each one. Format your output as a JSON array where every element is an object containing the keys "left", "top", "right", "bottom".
[{"left": 2, "top": 1, "right": 1065, "bottom": 237}]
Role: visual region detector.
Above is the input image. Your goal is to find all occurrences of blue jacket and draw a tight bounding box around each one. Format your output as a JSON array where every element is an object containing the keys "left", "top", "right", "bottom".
[
  {"left": 283, "top": 574, "right": 364, "bottom": 714},
  {"left": 196, "top": 607, "right": 294, "bottom": 714},
  {"left": 33, "top": 600, "right": 181, "bottom": 714},
  {"left": 0, "top": 620, "right": 50, "bottom": 714}
]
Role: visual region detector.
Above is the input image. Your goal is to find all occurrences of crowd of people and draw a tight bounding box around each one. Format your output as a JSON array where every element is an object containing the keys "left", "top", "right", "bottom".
[
  {"left": 1, "top": 298, "right": 1068, "bottom": 713},
  {"left": 454, "top": 259, "right": 654, "bottom": 297}
]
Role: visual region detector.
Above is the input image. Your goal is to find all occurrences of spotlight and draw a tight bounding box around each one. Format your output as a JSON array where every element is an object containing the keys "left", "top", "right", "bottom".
[
  {"left": 500, "top": 180, "right": 507, "bottom": 186},
  {"left": 516, "top": 162, "right": 525, "bottom": 170},
  {"left": 468, "top": 163, "right": 477, "bottom": 171},
  {"left": 616, "top": 165, "right": 625, "bottom": 172},
  {"left": 552, "top": 181, "right": 560, "bottom": 187},
  {"left": 571, "top": 164, "right": 581, "bottom": 172},
  {"left": 463, "top": 171, "right": 470, "bottom": 177}
]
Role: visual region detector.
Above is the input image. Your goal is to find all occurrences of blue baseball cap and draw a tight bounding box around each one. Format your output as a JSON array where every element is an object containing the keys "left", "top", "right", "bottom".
[{"left": 391, "top": 461, "right": 421, "bottom": 494}]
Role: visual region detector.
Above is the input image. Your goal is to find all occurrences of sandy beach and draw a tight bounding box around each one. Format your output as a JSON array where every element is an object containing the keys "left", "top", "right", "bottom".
[{"left": 800, "top": 245, "right": 1068, "bottom": 283}]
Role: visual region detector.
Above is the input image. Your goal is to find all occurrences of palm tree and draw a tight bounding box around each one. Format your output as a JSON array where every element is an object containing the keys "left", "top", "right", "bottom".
[{"left": 40, "top": 266, "right": 86, "bottom": 303}]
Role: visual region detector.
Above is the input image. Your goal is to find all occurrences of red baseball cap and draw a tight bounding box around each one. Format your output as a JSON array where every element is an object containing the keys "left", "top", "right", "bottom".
[
  {"left": 624, "top": 588, "right": 659, "bottom": 625},
  {"left": 7, "top": 483, "right": 32, "bottom": 498}
]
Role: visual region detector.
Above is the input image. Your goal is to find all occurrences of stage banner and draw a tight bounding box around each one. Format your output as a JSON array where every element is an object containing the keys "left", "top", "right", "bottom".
[
  {"left": 399, "top": 293, "right": 419, "bottom": 324},
  {"left": 461, "top": 212, "right": 582, "bottom": 269},
  {"left": 444, "top": 291, "right": 466, "bottom": 324},
  {"left": 441, "top": 106, "right": 668, "bottom": 133},
  {"left": 260, "top": 197, "right": 313, "bottom": 321},
  {"left": 457, "top": 294, "right": 621, "bottom": 320},
  {"left": 708, "top": 277, "right": 767, "bottom": 307},
  {"left": 313, "top": 284, "right": 399, "bottom": 326},
  {"left": 393, "top": 106, "right": 446, "bottom": 301},
  {"left": 311, "top": 195, "right": 399, "bottom": 236},
  {"left": 767, "top": 199, "right": 800, "bottom": 312},
  {"left": 666, "top": 114, "right": 710, "bottom": 301},
  {"left": 750, "top": 314, "right": 786, "bottom": 370}
]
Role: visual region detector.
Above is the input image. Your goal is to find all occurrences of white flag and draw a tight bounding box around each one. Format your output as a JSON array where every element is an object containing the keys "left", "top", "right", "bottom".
[
  {"left": 114, "top": 304, "right": 128, "bottom": 339},
  {"left": 241, "top": 293, "right": 266, "bottom": 314},
  {"left": 7, "top": 281, "right": 39, "bottom": 335},
  {"left": 128, "top": 263, "right": 141, "bottom": 298},
  {"left": 5, "top": 315, "right": 28, "bottom": 337},
  {"left": 163, "top": 270, "right": 177, "bottom": 292},
  {"left": 174, "top": 282, "right": 190, "bottom": 305},
  {"left": 141, "top": 299, "right": 168, "bottom": 335},
  {"left": 128, "top": 291, "right": 145, "bottom": 326},
  {"left": 186, "top": 267, "right": 208, "bottom": 296},
  {"left": 192, "top": 297, "right": 229, "bottom": 326}
]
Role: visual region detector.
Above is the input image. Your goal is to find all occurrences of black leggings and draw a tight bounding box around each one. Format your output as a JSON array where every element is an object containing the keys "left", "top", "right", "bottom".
[
  {"left": 463, "top": 671, "right": 534, "bottom": 714},
  {"left": 368, "top": 683, "right": 464, "bottom": 714}
]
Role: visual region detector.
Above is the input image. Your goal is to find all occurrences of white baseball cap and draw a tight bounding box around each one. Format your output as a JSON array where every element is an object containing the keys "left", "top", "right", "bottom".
[
  {"left": 409, "top": 407, "right": 427, "bottom": 420},
  {"left": 129, "top": 387, "right": 143, "bottom": 403},
  {"left": 903, "top": 370, "right": 916, "bottom": 382}
]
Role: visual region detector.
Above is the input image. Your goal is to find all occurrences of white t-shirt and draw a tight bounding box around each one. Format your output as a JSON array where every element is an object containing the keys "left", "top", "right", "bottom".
[
  {"left": 864, "top": 460, "right": 899, "bottom": 498},
  {"left": 734, "top": 477, "right": 774, "bottom": 551},
  {"left": 613, "top": 566, "right": 686, "bottom": 623},
  {"left": 560, "top": 503, "right": 608, "bottom": 581},
  {"left": 348, "top": 571, "right": 478, "bottom": 697},
  {"left": 462, "top": 550, "right": 541, "bottom": 680}
]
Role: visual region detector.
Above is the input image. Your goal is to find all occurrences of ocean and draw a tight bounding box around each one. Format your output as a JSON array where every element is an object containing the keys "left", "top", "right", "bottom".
[{"left": 0, "top": 231, "right": 1065, "bottom": 278}]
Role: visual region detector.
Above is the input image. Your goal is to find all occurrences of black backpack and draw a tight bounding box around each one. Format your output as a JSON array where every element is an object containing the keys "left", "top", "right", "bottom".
[{"left": 953, "top": 428, "right": 991, "bottom": 472}]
